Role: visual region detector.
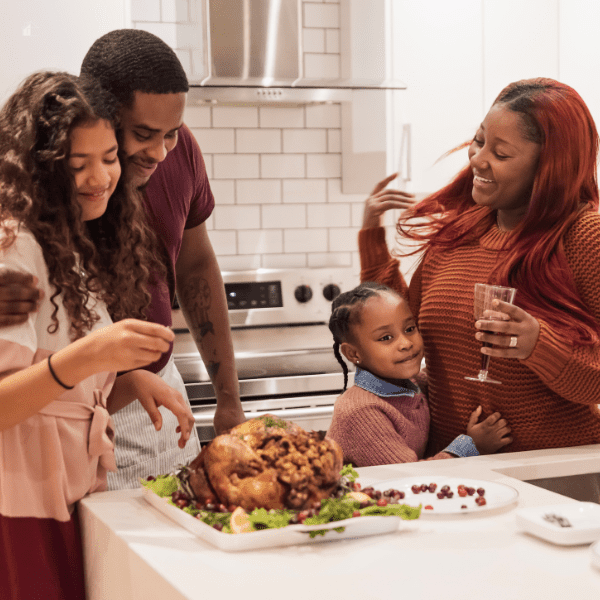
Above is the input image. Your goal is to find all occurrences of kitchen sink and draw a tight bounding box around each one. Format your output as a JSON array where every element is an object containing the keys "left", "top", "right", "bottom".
[{"left": 524, "top": 473, "right": 600, "bottom": 504}]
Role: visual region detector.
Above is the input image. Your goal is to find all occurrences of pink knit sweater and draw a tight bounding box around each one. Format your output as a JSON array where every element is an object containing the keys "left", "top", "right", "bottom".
[{"left": 327, "top": 385, "right": 452, "bottom": 467}]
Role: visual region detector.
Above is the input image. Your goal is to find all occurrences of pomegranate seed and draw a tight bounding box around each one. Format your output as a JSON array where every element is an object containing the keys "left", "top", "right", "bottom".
[
  {"left": 352, "top": 511, "right": 361, "bottom": 518},
  {"left": 377, "top": 498, "right": 388, "bottom": 507},
  {"left": 458, "top": 489, "right": 467, "bottom": 497}
]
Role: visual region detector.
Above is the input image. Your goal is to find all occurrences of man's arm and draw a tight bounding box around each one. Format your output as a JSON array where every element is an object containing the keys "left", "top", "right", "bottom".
[
  {"left": 175, "top": 222, "right": 245, "bottom": 434},
  {"left": 0, "top": 271, "right": 42, "bottom": 326}
]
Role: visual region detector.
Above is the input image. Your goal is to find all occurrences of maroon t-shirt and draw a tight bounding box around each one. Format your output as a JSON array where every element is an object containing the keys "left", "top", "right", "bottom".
[{"left": 142, "top": 124, "right": 215, "bottom": 373}]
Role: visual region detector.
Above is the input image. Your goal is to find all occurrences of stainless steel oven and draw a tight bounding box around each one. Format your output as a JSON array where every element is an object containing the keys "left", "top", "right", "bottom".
[{"left": 172, "top": 268, "right": 358, "bottom": 442}]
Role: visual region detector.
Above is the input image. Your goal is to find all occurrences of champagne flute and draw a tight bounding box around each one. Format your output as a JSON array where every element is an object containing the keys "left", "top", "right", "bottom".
[{"left": 464, "top": 283, "right": 516, "bottom": 385}]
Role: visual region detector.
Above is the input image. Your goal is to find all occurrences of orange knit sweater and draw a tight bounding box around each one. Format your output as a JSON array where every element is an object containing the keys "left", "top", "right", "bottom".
[{"left": 359, "top": 210, "right": 600, "bottom": 455}]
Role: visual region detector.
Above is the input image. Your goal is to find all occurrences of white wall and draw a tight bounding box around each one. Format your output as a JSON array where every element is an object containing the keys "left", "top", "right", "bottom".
[{"left": 0, "top": 0, "right": 128, "bottom": 104}]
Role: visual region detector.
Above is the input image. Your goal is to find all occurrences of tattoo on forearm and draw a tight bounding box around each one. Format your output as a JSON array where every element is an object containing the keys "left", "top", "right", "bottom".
[
  {"left": 206, "top": 360, "right": 220, "bottom": 381},
  {"left": 180, "top": 276, "right": 215, "bottom": 338}
]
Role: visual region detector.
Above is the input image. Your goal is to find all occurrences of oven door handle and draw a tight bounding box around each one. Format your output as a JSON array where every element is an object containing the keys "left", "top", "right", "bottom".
[{"left": 193, "top": 405, "right": 335, "bottom": 426}]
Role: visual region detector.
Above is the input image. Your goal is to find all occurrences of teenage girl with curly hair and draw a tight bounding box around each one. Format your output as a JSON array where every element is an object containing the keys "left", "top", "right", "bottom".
[
  {"left": 359, "top": 78, "right": 600, "bottom": 456},
  {"left": 0, "top": 72, "right": 194, "bottom": 600}
]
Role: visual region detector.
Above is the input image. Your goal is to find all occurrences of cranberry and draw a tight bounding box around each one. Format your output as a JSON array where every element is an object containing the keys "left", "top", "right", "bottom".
[
  {"left": 466, "top": 487, "right": 476, "bottom": 496},
  {"left": 212, "top": 522, "right": 223, "bottom": 531},
  {"left": 458, "top": 489, "right": 467, "bottom": 497},
  {"left": 352, "top": 482, "right": 362, "bottom": 491},
  {"left": 476, "top": 497, "right": 487, "bottom": 506},
  {"left": 204, "top": 503, "right": 215, "bottom": 511},
  {"left": 373, "top": 490, "right": 382, "bottom": 499},
  {"left": 419, "top": 484, "right": 428, "bottom": 493},
  {"left": 363, "top": 486, "right": 375, "bottom": 497},
  {"left": 228, "top": 504, "right": 238, "bottom": 513},
  {"left": 428, "top": 483, "right": 437, "bottom": 493},
  {"left": 383, "top": 489, "right": 393, "bottom": 497},
  {"left": 437, "top": 492, "right": 445, "bottom": 499},
  {"left": 352, "top": 511, "right": 361, "bottom": 518},
  {"left": 477, "top": 487, "right": 486, "bottom": 497},
  {"left": 424, "top": 505, "right": 433, "bottom": 510},
  {"left": 217, "top": 504, "right": 228, "bottom": 513},
  {"left": 397, "top": 491, "right": 405, "bottom": 500},
  {"left": 175, "top": 498, "right": 189, "bottom": 508},
  {"left": 146, "top": 475, "right": 155, "bottom": 481},
  {"left": 377, "top": 498, "right": 388, "bottom": 507},
  {"left": 298, "top": 510, "right": 310, "bottom": 523},
  {"left": 446, "top": 491, "right": 454, "bottom": 499},
  {"left": 441, "top": 485, "right": 450, "bottom": 493},
  {"left": 411, "top": 485, "right": 421, "bottom": 494},
  {"left": 461, "top": 505, "right": 468, "bottom": 509}
]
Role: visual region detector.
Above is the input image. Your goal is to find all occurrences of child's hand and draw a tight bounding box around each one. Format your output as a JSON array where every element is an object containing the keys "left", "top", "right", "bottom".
[{"left": 467, "top": 406, "right": 512, "bottom": 454}]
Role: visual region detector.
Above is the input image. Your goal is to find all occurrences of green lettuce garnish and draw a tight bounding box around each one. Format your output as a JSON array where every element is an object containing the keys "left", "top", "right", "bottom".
[{"left": 140, "top": 474, "right": 179, "bottom": 498}]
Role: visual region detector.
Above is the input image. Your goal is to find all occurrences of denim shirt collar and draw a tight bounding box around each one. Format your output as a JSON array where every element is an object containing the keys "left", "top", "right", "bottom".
[{"left": 353, "top": 367, "right": 419, "bottom": 398}]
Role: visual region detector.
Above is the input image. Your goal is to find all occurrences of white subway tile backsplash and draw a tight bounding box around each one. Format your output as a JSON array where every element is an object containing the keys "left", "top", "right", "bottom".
[
  {"left": 283, "top": 129, "right": 327, "bottom": 153},
  {"left": 284, "top": 228, "right": 328, "bottom": 253},
  {"left": 306, "top": 153, "right": 341, "bottom": 178},
  {"left": 237, "top": 180, "right": 281, "bottom": 204},
  {"left": 306, "top": 104, "right": 341, "bottom": 128},
  {"left": 327, "top": 129, "right": 341, "bottom": 153},
  {"left": 218, "top": 255, "right": 261, "bottom": 271},
  {"left": 238, "top": 230, "right": 283, "bottom": 255},
  {"left": 193, "top": 129, "right": 234, "bottom": 154},
  {"left": 303, "top": 28, "right": 326, "bottom": 53},
  {"left": 203, "top": 154, "right": 213, "bottom": 178},
  {"left": 263, "top": 205, "right": 307, "bottom": 229},
  {"left": 328, "top": 227, "right": 360, "bottom": 252},
  {"left": 304, "top": 3, "right": 340, "bottom": 28},
  {"left": 237, "top": 129, "right": 281, "bottom": 153},
  {"left": 261, "top": 154, "right": 305, "bottom": 179},
  {"left": 304, "top": 53, "right": 340, "bottom": 79},
  {"left": 308, "top": 252, "right": 353, "bottom": 268},
  {"left": 214, "top": 205, "right": 260, "bottom": 230},
  {"left": 207, "top": 230, "right": 237, "bottom": 255},
  {"left": 325, "top": 29, "right": 340, "bottom": 53},
  {"left": 213, "top": 106, "right": 259, "bottom": 128},
  {"left": 283, "top": 179, "right": 327, "bottom": 203},
  {"left": 134, "top": 0, "right": 362, "bottom": 268},
  {"left": 308, "top": 203, "right": 350, "bottom": 228},
  {"left": 131, "top": 0, "right": 160, "bottom": 22},
  {"left": 327, "top": 178, "right": 366, "bottom": 203},
  {"left": 262, "top": 254, "right": 307, "bottom": 269},
  {"left": 186, "top": 107, "right": 211, "bottom": 128},
  {"left": 210, "top": 180, "right": 236, "bottom": 205},
  {"left": 259, "top": 107, "right": 305, "bottom": 128},
  {"left": 213, "top": 155, "right": 259, "bottom": 179}
]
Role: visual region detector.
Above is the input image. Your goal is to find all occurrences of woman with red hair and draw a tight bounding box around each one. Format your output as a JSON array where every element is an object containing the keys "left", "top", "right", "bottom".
[{"left": 360, "top": 78, "right": 600, "bottom": 455}]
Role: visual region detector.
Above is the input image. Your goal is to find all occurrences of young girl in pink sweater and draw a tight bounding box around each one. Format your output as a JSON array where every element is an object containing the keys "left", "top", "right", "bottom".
[{"left": 327, "top": 282, "right": 512, "bottom": 467}]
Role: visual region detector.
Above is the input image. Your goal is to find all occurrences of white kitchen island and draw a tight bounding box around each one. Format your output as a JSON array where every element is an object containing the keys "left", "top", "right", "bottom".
[{"left": 80, "top": 445, "right": 600, "bottom": 600}]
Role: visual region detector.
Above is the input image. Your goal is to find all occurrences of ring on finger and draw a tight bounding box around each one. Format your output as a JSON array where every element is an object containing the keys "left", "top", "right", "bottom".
[{"left": 509, "top": 336, "right": 518, "bottom": 348}]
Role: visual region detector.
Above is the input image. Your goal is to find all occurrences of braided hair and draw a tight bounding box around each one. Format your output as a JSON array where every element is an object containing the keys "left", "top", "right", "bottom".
[
  {"left": 80, "top": 29, "right": 189, "bottom": 107},
  {"left": 328, "top": 281, "right": 398, "bottom": 392}
]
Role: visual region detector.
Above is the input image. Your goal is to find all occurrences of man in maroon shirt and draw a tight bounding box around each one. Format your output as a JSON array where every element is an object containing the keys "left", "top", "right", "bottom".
[{"left": 0, "top": 29, "right": 245, "bottom": 488}]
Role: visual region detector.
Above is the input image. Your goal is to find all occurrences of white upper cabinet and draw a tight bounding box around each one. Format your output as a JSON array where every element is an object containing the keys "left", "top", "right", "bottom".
[{"left": 0, "top": 1, "right": 128, "bottom": 104}]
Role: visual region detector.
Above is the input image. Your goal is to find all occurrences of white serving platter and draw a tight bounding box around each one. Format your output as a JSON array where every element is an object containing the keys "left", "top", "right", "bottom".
[
  {"left": 590, "top": 539, "right": 600, "bottom": 569},
  {"left": 372, "top": 476, "right": 519, "bottom": 515},
  {"left": 516, "top": 502, "right": 600, "bottom": 546},
  {"left": 142, "top": 487, "right": 404, "bottom": 552}
]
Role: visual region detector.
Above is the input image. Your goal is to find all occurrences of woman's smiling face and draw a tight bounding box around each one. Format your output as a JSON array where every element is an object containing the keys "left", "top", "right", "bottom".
[{"left": 468, "top": 104, "right": 541, "bottom": 219}]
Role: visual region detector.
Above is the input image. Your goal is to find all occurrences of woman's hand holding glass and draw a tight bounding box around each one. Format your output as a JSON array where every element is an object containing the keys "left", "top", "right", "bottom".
[{"left": 476, "top": 301, "right": 541, "bottom": 361}]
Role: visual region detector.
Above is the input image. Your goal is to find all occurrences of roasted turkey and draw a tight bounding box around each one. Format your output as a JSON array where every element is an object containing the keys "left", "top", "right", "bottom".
[{"left": 186, "top": 415, "right": 344, "bottom": 512}]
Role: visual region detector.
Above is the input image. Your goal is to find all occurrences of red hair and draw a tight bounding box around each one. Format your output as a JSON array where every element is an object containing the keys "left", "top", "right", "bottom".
[{"left": 399, "top": 78, "right": 600, "bottom": 344}]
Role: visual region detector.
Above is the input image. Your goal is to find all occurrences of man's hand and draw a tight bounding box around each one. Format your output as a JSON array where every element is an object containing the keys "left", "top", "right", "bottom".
[
  {"left": 0, "top": 271, "right": 42, "bottom": 326},
  {"left": 213, "top": 401, "right": 246, "bottom": 435}
]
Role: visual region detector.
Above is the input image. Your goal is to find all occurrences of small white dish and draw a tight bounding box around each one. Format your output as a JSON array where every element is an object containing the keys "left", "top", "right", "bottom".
[{"left": 516, "top": 502, "right": 600, "bottom": 546}]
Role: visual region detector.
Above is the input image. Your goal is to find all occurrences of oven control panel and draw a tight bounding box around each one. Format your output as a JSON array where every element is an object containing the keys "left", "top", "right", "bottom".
[{"left": 225, "top": 281, "right": 283, "bottom": 310}]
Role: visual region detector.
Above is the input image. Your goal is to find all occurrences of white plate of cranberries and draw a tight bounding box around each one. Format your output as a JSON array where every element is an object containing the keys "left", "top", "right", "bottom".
[{"left": 365, "top": 476, "right": 519, "bottom": 515}]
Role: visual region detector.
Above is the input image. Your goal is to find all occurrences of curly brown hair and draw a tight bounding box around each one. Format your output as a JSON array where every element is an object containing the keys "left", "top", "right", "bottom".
[{"left": 0, "top": 71, "right": 164, "bottom": 340}]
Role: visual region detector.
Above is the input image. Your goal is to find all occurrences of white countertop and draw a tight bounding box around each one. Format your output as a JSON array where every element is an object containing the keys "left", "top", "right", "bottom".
[{"left": 80, "top": 445, "right": 600, "bottom": 600}]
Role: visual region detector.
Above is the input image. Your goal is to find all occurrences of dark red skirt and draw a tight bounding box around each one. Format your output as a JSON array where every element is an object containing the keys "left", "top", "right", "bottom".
[{"left": 0, "top": 508, "right": 86, "bottom": 600}]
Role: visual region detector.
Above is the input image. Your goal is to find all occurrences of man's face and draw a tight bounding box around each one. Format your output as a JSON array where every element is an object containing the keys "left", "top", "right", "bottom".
[{"left": 119, "top": 91, "right": 186, "bottom": 188}]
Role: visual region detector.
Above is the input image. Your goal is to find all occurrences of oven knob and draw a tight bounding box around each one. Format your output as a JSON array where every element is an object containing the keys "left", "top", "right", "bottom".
[
  {"left": 322, "top": 283, "right": 341, "bottom": 302},
  {"left": 294, "top": 284, "right": 313, "bottom": 303}
]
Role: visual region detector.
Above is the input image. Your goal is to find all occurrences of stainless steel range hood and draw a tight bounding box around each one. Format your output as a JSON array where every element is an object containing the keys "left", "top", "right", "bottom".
[{"left": 189, "top": 0, "right": 406, "bottom": 105}]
